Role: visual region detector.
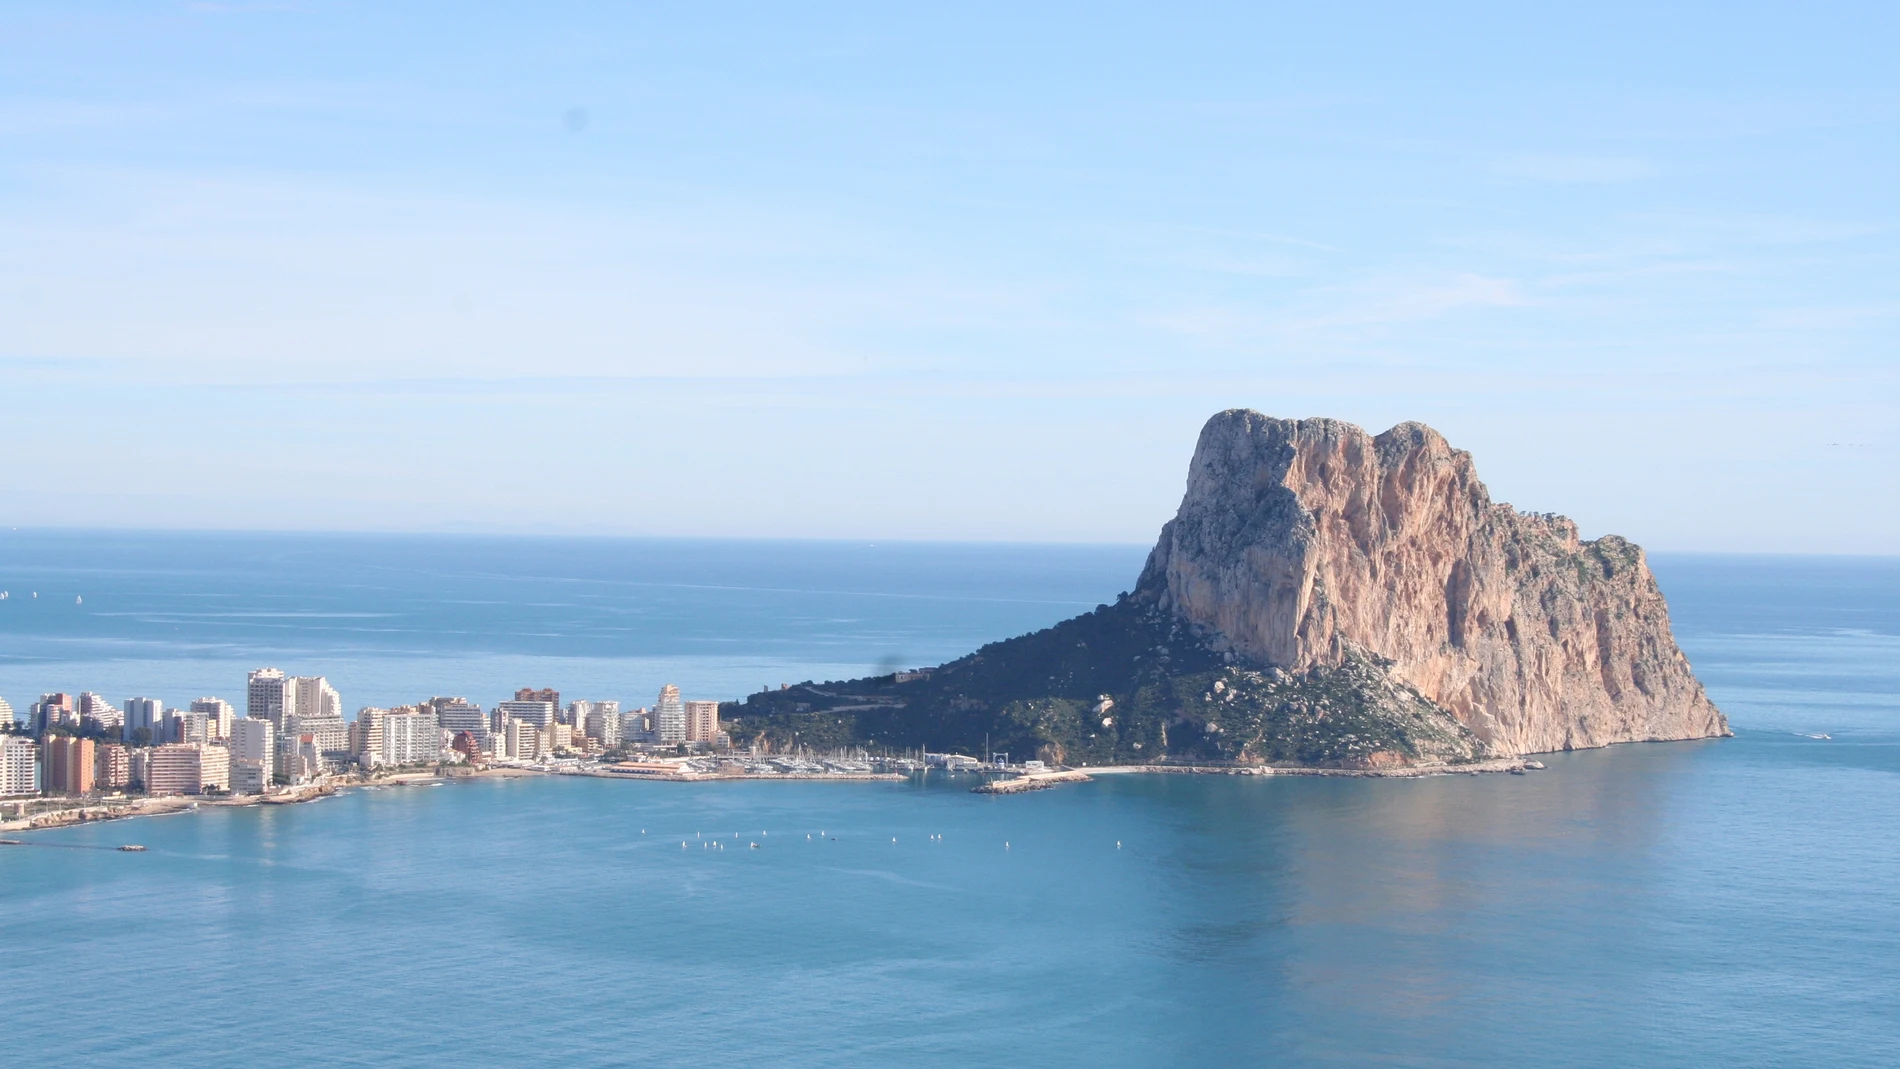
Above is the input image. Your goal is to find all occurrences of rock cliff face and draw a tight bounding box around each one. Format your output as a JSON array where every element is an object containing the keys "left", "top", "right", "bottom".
[{"left": 1137, "top": 410, "right": 1728, "bottom": 754}]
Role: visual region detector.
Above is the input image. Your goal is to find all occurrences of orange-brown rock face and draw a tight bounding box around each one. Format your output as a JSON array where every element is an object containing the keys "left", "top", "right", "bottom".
[{"left": 1137, "top": 410, "right": 1728, "bottom": 755}]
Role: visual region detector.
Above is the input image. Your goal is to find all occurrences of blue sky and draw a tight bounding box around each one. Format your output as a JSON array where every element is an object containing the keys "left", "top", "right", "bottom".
[{"left": 2, "top": 2, "right": 1896, "bottom": 551}]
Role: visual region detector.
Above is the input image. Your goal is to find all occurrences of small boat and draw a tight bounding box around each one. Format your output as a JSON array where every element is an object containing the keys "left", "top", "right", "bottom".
[
  {"left": 117, "top": 844, "right": 146, "bottom": 852},
  {"left": 749, "top": 842, "right": 760, "bottom": 849},
  {"left": 0, "top": 838, "right": 24, "bottom": 846}
]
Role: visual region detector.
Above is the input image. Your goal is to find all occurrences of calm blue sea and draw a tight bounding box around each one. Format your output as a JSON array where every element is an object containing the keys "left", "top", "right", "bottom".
[{"left": 2, "top": 532, "right": 1898, "bottom": 1068}]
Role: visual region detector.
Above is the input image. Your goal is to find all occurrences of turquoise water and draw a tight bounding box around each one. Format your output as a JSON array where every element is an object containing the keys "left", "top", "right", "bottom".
[{"left": 2, "top": 535, "right": 1898, "bottom": 1067}]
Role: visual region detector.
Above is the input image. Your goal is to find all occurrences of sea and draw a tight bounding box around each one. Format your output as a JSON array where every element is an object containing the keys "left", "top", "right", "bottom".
[{"left": 1, "top": 530, "right": 1896, "bottom": 1067}]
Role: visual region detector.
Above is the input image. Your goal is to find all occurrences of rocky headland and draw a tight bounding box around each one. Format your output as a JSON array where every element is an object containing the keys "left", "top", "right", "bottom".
[{"left": 725, "top": 411, "right": 1728, "bottom": 770}]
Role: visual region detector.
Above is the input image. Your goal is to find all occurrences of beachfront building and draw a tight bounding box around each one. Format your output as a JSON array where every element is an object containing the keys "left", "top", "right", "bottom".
[
  {"left": 0, "top": 735, "right": 38, "bottom": 797},
  {"left": 654, "top": 685, "right": 686, "bottom": 743},
  {"left": 684, "top": 700, "right": 720, "bottom": 744},
  {"left": 123, "top": 697, "right": 165, "bottom": 744},
  {"left": 146, "top": 743, "right": 230, "bottom": 796},
  {"left": 382, "top": 709, "right": 441, "bottom": 766},
  {"left": 282, "top": 735, "right": 324, "bottom": 784},
  {"left": 351, "top": 707, "right": 387, "bottom": 767},
  {"left": 229, "top": 715, "right": 274, "bottom": 794}
]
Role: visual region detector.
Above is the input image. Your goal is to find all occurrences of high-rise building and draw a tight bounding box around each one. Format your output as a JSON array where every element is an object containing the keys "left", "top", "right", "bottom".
[
  {"left": 30, "top": 694, "right": 75, "bottom": 735},
  {"left": 382, "top": 709, "right": 441, "bottom": 766},
  {"left": 164, "top": 708, "right": 211, "bottom": 745},
  {"left": 78, "top": 692, "right": 122, "bottom": 736},
  {"left": 123, "top": 697, "right": 166, "bottom": 744},
  {"left": 503, "top": 718, "right": 542, "bottom": 761},
  {"left": 145, "top": 744, "right": 230, "bottom": 796},
  {"left": 247, "top": 668, "right": 290, "bottom": 726},
  {"left": 352, "top": 707, "right": 387, "bottom": 767},
  {"left": 94, "top": 743, "right": 131, "bottom": 791},
  {"left": 684, "top": 700, "right": 720, "bottom": 744},
  {"left": 514, "top": 687, "right": 560, "bottom": 712},
  {"left": 0, "top": 735, "right": 38, "bottom": 797},
  {"left": 428, "top": 698, "right": 487, "bottom": 742},
  {"left": 230, "top": 717, "right": 274, "bottom": 764},
  {"left": 280, "top": 676, "right": 346, "bottom": 768},
  {"left": 229, "top": 718, "right": 274, "bottom": 794},
  {"left": 654, "top": 685, "right": 686, "bottom": 743},
  {"left": 496, "top": 700, "right": 557, "bottom": 729},
  {"left": 42, "top": 736, "right": 97, "bottom": 796},
  {"left": 189, "top": 698, "right": 236, "bottom": 741},
  {"left": 292, "top": 677, "right": 342, "bottom": 722},
  {"left": 581, "top": 703, "right": 624, "bottom": 747},
  {"left": 0, "top": 696, "right": 15, "bottom": 730}
]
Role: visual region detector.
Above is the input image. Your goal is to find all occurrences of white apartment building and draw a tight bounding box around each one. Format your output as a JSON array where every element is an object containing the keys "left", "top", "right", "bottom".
[
  {"left": 584, "top": 705, "right": 624, "bottom": 747},
  {"left": 352, "top": 707, "right": 387, "bottom": 767},
  {"left": 430, "top": 698, "right": 487, "bottom": 741},
  {"left": 79, "top": 692, "right": 123, "bottom": 736},
  {"left": 502, "top": 717, "right": 543, "bottom": 761},
  {"left": 653, "top": 685, "right": 686, "bottom": 743},
  {"left": 190, "top": 698, "right": 236, "bottom": 740},
  {"left": 230, "top": 759, "right": 270, "bottom": 795},
  {"left": 165, "top": 708, "right": 210, "bottom": 745},
  {"left": 229, "top": 717, "right": 273, "bottom": 792},
  {"left": 496, "top": 700, "right": 557, "bottom": 729},
  {"left": 382, "top": 710, "right": 441, "bottom": 766},
  {"left": 293, "top": 677, "right": 342, "bottom": 722},
  {"left": 0, "top": 735, "right": 38, "bottom": 797}
]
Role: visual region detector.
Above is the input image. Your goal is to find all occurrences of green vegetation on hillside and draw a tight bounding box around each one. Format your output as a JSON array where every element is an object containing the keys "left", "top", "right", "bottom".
[{"left": 723, "top": 596, "right": 1486, "bottom": 768}]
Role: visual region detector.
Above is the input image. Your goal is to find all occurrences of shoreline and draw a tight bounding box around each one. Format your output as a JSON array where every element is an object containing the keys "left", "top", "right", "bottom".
[{"left": 0, "top": 756, "right": 1537, "bottom": 835}]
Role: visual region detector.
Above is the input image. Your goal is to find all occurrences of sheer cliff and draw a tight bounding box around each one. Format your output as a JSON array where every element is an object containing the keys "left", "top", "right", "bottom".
[{"left": 1137, "top": 410, "right": 1727, "bottom": 754}]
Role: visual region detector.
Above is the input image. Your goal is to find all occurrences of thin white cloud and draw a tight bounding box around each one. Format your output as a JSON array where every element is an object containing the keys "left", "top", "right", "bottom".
[{"left": 1496, "top": 153, "right": 1654, "bottom": 184}]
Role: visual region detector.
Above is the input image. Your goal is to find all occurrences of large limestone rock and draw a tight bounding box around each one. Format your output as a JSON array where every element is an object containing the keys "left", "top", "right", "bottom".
[{"left": 1137, "top": 410, "right": 1728, "bottom": 755}]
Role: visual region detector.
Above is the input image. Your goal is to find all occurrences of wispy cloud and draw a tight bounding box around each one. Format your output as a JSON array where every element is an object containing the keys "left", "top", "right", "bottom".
[{"left": 1496, "top": 153, "right": 1654, "bottom": 184}]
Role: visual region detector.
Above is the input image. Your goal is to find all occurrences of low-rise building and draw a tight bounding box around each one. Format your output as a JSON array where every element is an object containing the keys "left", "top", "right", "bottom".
[{"left": 145, "top": 743, "right": 230, "bottom": 796}]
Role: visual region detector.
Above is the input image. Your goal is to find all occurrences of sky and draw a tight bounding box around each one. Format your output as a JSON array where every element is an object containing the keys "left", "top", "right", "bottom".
[{"left": 1, "top": 2, "right": 1896, "bottom": 552}]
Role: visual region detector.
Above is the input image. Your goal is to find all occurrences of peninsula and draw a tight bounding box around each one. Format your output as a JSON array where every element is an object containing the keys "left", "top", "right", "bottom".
[{"left": 724, "top": 411, "right": 1730, "bottom": 771}]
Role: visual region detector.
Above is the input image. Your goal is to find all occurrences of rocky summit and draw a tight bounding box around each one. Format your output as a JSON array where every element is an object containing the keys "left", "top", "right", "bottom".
[{"left": 725, "top": 410, "right": 1728, "bottom": 768}]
